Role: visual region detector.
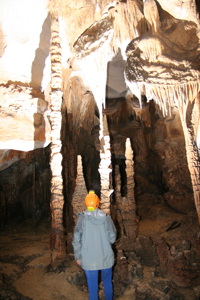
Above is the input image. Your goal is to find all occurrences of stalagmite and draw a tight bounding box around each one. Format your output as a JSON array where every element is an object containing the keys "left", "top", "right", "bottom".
[
  {"left": 113, "top": 138, "right": 138, "bottom": 240},
  {"left": 71, "top": 155, "right": 87, "bottom": 221},
  {"left": 125, "top": 138, "right": 138, "bottom": 240}
]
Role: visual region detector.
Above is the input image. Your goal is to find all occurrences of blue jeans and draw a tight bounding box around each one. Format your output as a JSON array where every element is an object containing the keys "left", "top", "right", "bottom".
[{"left": 84, "top": 267, "right": 113, "bottom": 300}]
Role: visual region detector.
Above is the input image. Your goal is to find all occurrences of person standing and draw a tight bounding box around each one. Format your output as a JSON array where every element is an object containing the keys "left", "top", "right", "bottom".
[{"left": 72, "top": 190, "right": 117, "bottom": 300}]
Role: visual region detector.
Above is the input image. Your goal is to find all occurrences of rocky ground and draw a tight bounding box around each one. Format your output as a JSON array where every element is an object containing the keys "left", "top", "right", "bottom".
[{"left": 0, "top": 199, "right": 200, "bottom": 300}]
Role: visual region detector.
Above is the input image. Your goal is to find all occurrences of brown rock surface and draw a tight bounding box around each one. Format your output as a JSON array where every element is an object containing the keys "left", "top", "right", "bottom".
[{"left": 0, "top": 83, "right": 51, "bottom": 170}]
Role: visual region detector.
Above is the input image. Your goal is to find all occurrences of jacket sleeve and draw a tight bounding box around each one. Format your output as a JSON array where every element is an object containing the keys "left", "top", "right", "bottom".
[
  {"left": 106, "top": 215, "right": 117, "bottom": 244},
  {"left": 72, "top": 214, "right": 84, "bottom": 260}
]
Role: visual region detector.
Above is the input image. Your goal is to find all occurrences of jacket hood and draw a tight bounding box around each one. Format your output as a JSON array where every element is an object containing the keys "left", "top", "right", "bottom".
[{"left": 83, "top": 208, "right": 107, "bottom": 225}]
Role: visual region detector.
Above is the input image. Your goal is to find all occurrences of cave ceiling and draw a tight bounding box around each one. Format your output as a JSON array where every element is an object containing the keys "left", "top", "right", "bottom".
[{"left": 70, "top": 0, "right": 200, "bottom": 116}]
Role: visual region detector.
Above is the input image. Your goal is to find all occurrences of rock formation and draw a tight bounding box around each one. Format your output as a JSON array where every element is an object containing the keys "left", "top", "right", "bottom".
[{"left": 0, "top": 0, "right": 200, "bottom": 298}]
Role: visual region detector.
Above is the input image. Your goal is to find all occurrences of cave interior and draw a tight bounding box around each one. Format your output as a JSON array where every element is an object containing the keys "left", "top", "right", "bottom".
[{"left": 0, "top": 0, "right": 200, "bottom": 299}]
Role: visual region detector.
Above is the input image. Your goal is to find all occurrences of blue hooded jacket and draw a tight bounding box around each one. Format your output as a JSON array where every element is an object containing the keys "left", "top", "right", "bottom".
[{"left": 72, "top": 209, "right": 117, "bottom": 270}]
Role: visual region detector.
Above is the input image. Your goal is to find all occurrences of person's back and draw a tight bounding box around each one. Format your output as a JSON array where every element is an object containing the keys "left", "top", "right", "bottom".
[{"left": 72, "top": 190, "right": 117, "bottom": 300}]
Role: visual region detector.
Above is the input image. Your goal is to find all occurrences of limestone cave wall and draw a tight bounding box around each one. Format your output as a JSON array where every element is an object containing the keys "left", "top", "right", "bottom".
[{"left": 0, "top": 147, "right": 51, "bottom": 227}]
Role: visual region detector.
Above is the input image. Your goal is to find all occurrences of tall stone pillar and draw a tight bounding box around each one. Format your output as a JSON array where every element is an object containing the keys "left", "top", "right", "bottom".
[
  {"left": 125, "top": 138, "right": 138, "bottom": 240},
  {"left": 114, "top": 138, "right": 138, "bottom": 241},
  {"left": 49, "top": 15, "right": 65, "bottom": 269},
  {"left": 115, "top": 164, "right": 126, "bottom": 236},
  {"left": 98, "top": 114, "right": 113, "bottom": 214},
  {"left": 174, "top": 91, "right": 200, "bottom": 225}
]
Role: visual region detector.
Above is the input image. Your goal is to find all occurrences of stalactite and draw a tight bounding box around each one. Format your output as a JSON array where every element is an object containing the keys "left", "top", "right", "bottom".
[
  {"left": 143, "top": 0, "right": 161, "bottom": 33},
  {"left": 71, "top": 155, "right": 87, "bottom": 221},
  {"left": 125, "top": 79, "right": 200, "bottom": 117},
  {"left": 113, "top": 0, "right": 147, "bottom": 54},
  {"left": 72, "top": 9, "right": 121, "bottom": 114},
  {"left": 49, "top": 15, "right": 66, "bottom": 270},
  {"left": 127, "top": 75, "right": 200, "bottom": 226},
  {"left": 98, "top": 114, "right": 113, "bottom": 214},
  {"left": 74, "top": 32, "right": 115, "bottom": 113}
]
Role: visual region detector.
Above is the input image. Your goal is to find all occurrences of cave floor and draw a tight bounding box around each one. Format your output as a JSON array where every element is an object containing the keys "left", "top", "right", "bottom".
[{"left": 0, "top": 201, "right": 199, "bottom": 300}]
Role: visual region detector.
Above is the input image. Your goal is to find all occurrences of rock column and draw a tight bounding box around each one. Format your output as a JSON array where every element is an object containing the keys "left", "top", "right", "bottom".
[
  {"left": 115, "top": 164, "right": 126, "bottom": 236},
  {"left": 125, "top": 138, "right": 138, "bottom": 240},
  {"left": 115, "top": 138, "right": 138, "bottom": 241},
  {"left": 49, "top": 15, "right": 66, "bottom": 270},
  {"left": 181, "top": 117, "right": 200, "bottom": 224},
  {"left": 98, "top": 114, "right": 113, "bottom": 214}
]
